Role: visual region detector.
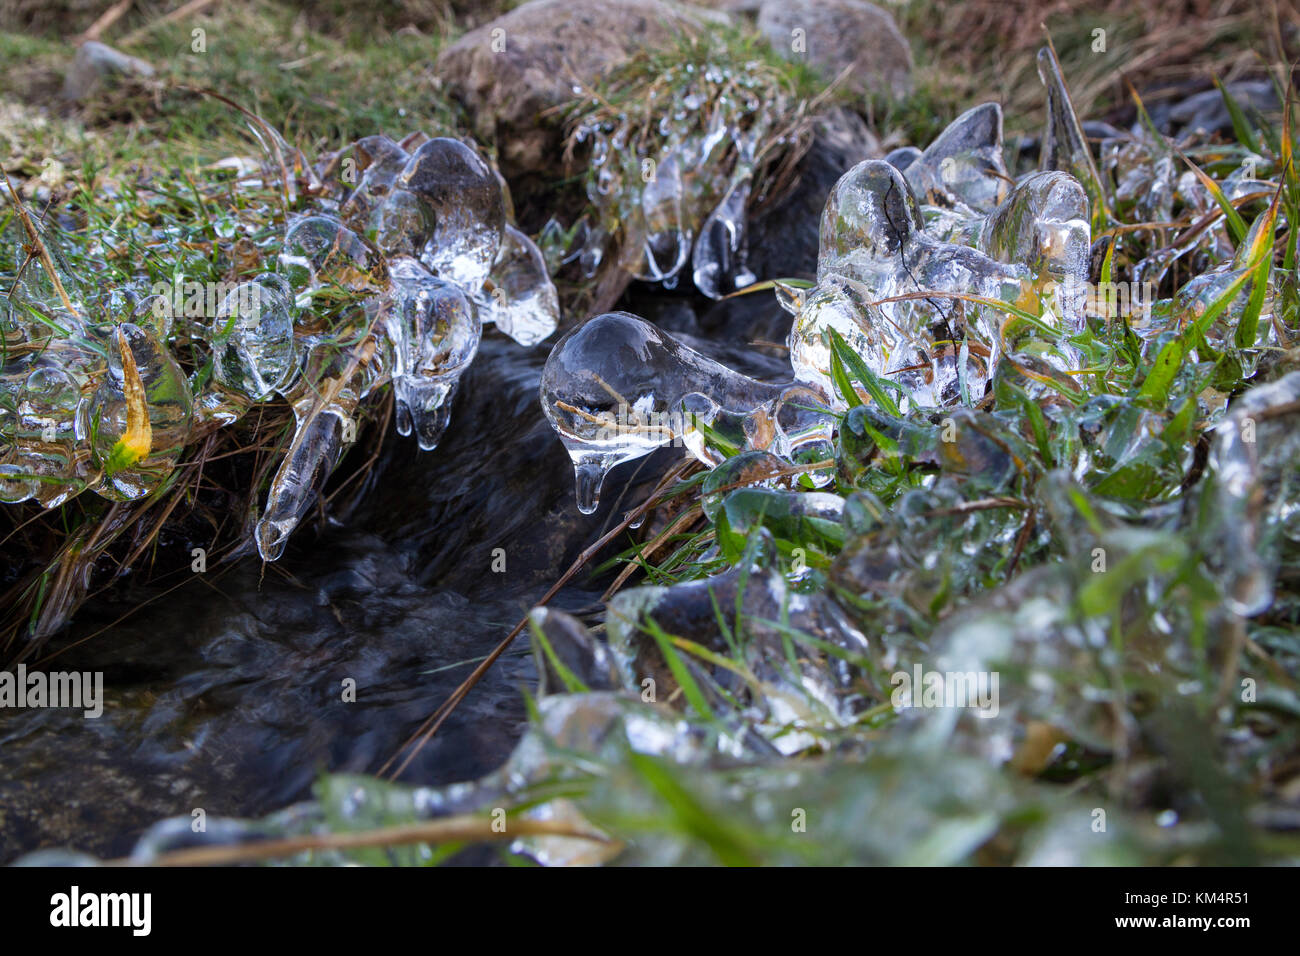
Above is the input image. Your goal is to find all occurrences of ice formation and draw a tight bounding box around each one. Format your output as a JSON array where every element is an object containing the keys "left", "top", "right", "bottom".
[{"left": 2, "top": 130, "right": 561, "bottom": 562}]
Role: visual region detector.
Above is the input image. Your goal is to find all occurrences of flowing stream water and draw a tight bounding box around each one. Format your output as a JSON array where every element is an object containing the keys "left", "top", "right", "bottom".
[{"left": 0, "top": 297, "right": 790, "bottom": 862}]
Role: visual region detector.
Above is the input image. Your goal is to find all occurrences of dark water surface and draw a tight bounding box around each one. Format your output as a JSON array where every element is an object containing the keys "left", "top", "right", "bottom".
[
  {"left": 0, "top": 333, "right": 608, "bottom": 861},
  {"left": 0, "top": 295, "right": 793, "bottom": 863}
]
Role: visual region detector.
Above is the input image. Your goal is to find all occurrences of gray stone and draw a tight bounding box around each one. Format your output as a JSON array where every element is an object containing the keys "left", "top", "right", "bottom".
[
  {"left": 757, "top": 0, "right": 912, "bottom": 97},
  {"left": 63, "top": 40, "right": 155, "bottom": 101},
  {"left": 436, "top": 0, "right": 712, "bottom": 179}
]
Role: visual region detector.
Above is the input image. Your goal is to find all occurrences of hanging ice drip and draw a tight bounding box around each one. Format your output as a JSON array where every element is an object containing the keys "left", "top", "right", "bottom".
[
  {"left": 540, "top": 312, "right": 834, "bottom": 514},
  {"left": 1, "top": 124, "right": 562, "bottom": 566},
  {"left": 569, "top": 56, "right": 793, "bottom": 297}
]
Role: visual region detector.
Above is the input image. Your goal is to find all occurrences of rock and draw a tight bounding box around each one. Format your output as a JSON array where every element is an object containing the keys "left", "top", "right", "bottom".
[
  {"left": 690, "top": 0, "right": 762, "bottom": 10},
  {"left": 756, "top": 0, "right": 912, "bottom": 97},
  {"left": 436, "top": 0, "right": 708, "bottom": 179},
  {"left": 63, "top": 41, "right": 155, "bottom": 101},
  {"left": 1152, "top": 80, "right": 1279, "bottom": 138}
]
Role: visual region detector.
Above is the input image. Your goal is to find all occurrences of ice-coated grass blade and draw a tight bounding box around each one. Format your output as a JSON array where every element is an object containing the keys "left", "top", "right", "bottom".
[{"left": 826, "top": 326, "right": 904, "bottom": 416}]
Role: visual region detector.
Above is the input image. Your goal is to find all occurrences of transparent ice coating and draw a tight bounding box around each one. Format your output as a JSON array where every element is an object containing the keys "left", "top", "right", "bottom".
[
  {"left": 79, "top": 323, "right": 193, "bottom": 501},
  {"left": 279, "top": 214, "right": 385, "bottom": 302},
  {"left": 700, "top": 450, "right": 790, "bottom": 521},
  {"left": 1171, "top": 266, "right": 1274, "bottom": 374},
  {"left": 1127, "top": 143, "right": 1274, "bottom": 292},
  {"left": 240, "top": 110, "right": 321, "bottom": 206},
  {"left": 1220, "top": 162, "right": 1275, "bottom": 203},
  {"left": 337, "top": 136, "right": 429, "bottom": 261},
  {"left": 1100, "top": 133, "right": 1216, "bottom": 262},
  {"left": 1169, "top": 209, "right": 1277, "bottom": 373},
  {"left": 476, "top": 225, "right": 560, "bottom": 347},
  {"left": 636, "top": 146, "right": 691, "bottom": 283},
  {"left": 692, "top": 174, "right": 756, "bottom": 299},
  {"left": 2, "top": 299, "right": 84, "bottom": 345},
  {"left": 494, "top": 689, "right": 758, "bottom": 863},
  {"left": 840, "top": 104, "right": 1091, "bottom": 336},
  {"left": 883, "top": 559, "right": 1127, "bottom": 761},
  {"left": 0, "top": 125, "right": 547, "bottom": 565},
  {"left": 2, "top": 214, "right": 89, "bottom": 339},
  {"left": 1204, "top": 371, "right": 1300, "bottom": 616},
  {"left": 1116, "top": 154, "right": 1175, "bottom": 224},
  {"left": 375, "top": 690, "right": 760, "bottom": 864},
  {"left": 256, "top": 394, "right": 348, "bottom": 562},
  {"left": 818, "top": 157, "right": 925, "bottom": 275},
  {"left": 674, "top": 392, "right": 749, "bottom": 467},
  {"left": 368, "top": 188, "right": 429, "bottom": 261},
  {"left": 838, "top": 405, "right": 1020, "bottom": 490},
  {"left": 210, "top": 274, "right": 299, "bottom": 401},
  {"left": 879, "top": 102, "right": 1092, "bottom": 319},
  {"left": 540, "top": 311, "right": 786, "bottom": 514},
  {"left": 338, "top": 134, "right": 411, "bottom": 229},
  {"left": 676, "top": 382, "right": 837, "bottom": 480},
  {"left": 979, "top": 170, "right": 1090, "bottom": 329},
  {"left": 606, "top": 561, "right": 872, "bottom": 751},
  {"left": 993, "top": 348, "right": 1086, "bottom": 407},
  {"left": 574, "top": 66, "right": 777, "bottom": 296},
  {"left": 1036, "top": 46, "right": 1103, "bottom": 213},
  {"left": 719, "top": 487, "right": 847, "bottom": 550},
  {"left": 384, "top": 257, "right": 481, "bottom": 450},
  {"left": 132, "top": 291, "right": 174, "bottom": 339},
  {"left": 1174, "top": 168, "right": 1213, "bottom": 214},
  {"left": 585, "top": 100, "right": 737, "bottom": 287},
  {"left": 692, "top": 121, "right": 763, "bottom": 299},
  {"left": 904, "top": 102, "right": 1009, "bottom": 214},
  {"left": 254, "top": 328, "right": 388, "bottom": 562},
  {"left": 398, "top": 137, "right": 506, "bottom": 292},
  {"left": 794, "top": 160, "right": 1030, "bottom": 409},
  {"left": 0, "top": 341, "right": 95, "bottom": 507},
  {"left": 762, "top": 383, "right": 837, "bottom": 468}
]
